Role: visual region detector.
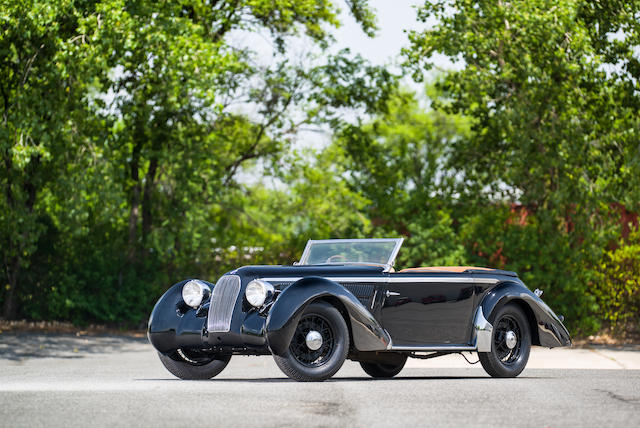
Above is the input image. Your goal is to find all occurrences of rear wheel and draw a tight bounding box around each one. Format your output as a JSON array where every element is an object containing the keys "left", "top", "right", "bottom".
[
  {"left": 479, "top": 303, "right": 531, "bottom": 378},
  {"left": 273, "top": 302, "right": 349, "bottom": 382},
  {"left": 360, "top": 355, "right": 407, "bottom": 378},
  {"left": 158, "top": 349, "right": 231, "bottom": 380}
]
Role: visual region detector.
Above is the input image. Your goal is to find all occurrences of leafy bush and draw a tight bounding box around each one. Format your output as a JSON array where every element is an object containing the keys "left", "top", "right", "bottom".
[
  {"left": 457, "top": 204, "right": 604, "bottom": 334},
  {"left": 592, "top": 228, "right": 640, "bottom": 335}
]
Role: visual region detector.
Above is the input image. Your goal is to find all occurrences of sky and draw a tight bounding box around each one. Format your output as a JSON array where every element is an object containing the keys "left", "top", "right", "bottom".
[
  {"left": 332, "top": 0, "right": 423, "bottom": 67},
  {"left": 332, "top": 1, "right": 454, "bottom": 72},
  {"left": 287, "top": 0, "right": 444, "bottom": 152},
  {"left": 234, "top": 0, "right": 451, "bottom": 183}
]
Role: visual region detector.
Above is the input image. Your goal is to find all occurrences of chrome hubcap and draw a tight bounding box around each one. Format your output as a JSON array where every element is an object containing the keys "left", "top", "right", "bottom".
[
  {"left": 305, "top": 330, "right": 323, "bottom": 351},
  {"left": 505, "top": 330, "right": 517, "bottom": 349}
]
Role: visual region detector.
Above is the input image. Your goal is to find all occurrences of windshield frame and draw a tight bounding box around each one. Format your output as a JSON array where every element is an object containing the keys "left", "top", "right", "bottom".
[{"left": 297, "top": 238, "right": 404, "bottom": 271}]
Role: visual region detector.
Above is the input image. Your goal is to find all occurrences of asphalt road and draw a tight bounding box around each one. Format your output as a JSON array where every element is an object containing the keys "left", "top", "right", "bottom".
[{"left": 1, "top": 334, "right": 639, "bottom": 427}]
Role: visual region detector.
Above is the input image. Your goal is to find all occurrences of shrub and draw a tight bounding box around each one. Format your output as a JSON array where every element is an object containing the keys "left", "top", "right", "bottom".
[{"left": 592, "top": 228, "right": 640, "bottom": 335}]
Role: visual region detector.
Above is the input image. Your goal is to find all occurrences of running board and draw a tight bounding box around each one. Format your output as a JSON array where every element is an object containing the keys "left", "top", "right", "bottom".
[{"left": 388, "top": 345, "right": 476, "bottom": 352}]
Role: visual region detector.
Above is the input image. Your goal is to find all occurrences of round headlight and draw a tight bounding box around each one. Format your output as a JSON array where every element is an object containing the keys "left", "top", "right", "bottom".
[
  {"left": 182, "top": 280, "right": 210, "bottom": 308},
  {"left": 245, "top": 280, "right": 275, "bottom": 308}
]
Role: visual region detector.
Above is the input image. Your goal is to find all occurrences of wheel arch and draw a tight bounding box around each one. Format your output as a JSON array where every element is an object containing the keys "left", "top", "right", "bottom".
[
  {"left": 507, "top": 298, "right": 541, "bottom": 346},
  {"left": 480, "top": 281, "right": 571, "bottom": 348},
  {"left": 315, "top": 295, "right": 355, "bottom": 352},
  {"left": 265, "top": 277, "right": 391, "bottom": 356}
]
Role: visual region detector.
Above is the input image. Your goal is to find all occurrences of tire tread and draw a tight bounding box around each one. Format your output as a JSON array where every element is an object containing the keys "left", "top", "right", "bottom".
[
  {"left": 273, "top": 302, "right": 349, "bottom": 382},
  {"left": 360, "top": 358, "right": 406, "bottom": 378},
  {"left": 158, "top": 352, "right": 231, "bottom": 380}
]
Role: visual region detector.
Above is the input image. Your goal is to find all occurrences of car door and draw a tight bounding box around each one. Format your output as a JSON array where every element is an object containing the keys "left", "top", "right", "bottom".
[{"left": 381, "top": 273, "right": 476, "bottom": 346}]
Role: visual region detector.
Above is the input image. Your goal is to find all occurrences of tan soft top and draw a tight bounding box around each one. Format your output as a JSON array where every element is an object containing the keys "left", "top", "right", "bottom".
[{"left": 398, "top": 266, "right": 494, "bottom": 273}]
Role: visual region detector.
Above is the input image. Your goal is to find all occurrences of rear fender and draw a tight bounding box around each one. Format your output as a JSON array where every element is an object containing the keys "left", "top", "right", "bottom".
[
  {"left": 265, "top": 277, "right": 391, "bottom": 356},
  {"left": 480, "top": 281, "right": 572, "bottom": 348}
]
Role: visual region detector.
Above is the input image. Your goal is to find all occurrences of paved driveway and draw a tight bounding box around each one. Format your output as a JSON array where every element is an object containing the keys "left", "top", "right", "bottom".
[{"left": 1, "top": 334, "right": 639, "bottom": 427}]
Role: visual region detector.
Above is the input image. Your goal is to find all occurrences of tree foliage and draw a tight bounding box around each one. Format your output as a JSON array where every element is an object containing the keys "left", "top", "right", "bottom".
[
  {"left": 333, "top": 88, "right": 471, "bottom": 268},
  {"left": 0, "top": 0, "right": 393, "bottom": 323},
  {"left": 593, "top": 228, "right": 640, "bottom": 332},
  {"left": 1, "top": 0, "right": 638, "bottom": 336},
  {"left": 0, "top": 0, "right": 91, "bottom": 318},
  {"left": 402, "top": 0, "right": 640, "bottom": 333}
]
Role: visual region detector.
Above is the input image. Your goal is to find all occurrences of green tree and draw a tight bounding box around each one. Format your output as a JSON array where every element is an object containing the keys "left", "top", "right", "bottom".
[
  {"left": 332, "top": 87, "right": 471, "bottom": 268},
  {"left": 0, "top": 0, "right": 94, "bottom": 318},
  {"left": 1, "top": 0, "right": 396, "bottom": 323},
  {"left": 406, "top": 0, "right": 640, "bottom": 331},
  {"left": 593, "top": 227, "right": 640, "bottom": 335}
]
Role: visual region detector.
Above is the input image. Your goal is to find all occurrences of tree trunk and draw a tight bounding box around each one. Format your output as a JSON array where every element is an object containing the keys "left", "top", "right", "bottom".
[
  {"left": 141, "top": 155, "right": 158, "bottom": 246},
  {"left": 2, "top": 256, "right": 20, "bottom": 319},
  {"left": 127, "top": 141, "right": 143, "bottom": 261},
  {"left": 1, "top": 154, "right": 14, "bottom": 319},
  {"left": 128, "top": 185, "right": 140, "bottom": 260},
  {"left": 1, "top": 153, "right": 36, "bottom": 320}
]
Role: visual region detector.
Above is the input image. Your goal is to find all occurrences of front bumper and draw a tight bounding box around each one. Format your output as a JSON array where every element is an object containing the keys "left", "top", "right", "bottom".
[{"left": 147, "top": 281, "right": 269, "bottom": 354}]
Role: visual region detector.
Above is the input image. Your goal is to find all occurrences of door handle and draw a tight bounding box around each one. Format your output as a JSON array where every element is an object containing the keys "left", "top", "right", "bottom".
[{"left": 385, "top": 290, "right": 400, "bottom": 298}]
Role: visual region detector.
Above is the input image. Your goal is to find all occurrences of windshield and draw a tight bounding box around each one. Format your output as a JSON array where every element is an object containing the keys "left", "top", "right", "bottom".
[{"left": 299, "top": 239, "right": 403, "bottom": 267}]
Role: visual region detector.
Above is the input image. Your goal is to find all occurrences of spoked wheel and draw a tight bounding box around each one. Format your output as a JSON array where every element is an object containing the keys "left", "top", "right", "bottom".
[
  {"left": 158, "top": 349, "right": 231, "bottom": 380},
  {"left": 290, "top": 314, "right": 336, "bottom": 366},
  {"left": 479, "top": 303, "right": 531, "bottom": 378},
  {"left": 360, "top": 355, "right": 407, "bottom": 378},
  {"left": 274, "top": 302, "right": 349, "bottom": 382}
]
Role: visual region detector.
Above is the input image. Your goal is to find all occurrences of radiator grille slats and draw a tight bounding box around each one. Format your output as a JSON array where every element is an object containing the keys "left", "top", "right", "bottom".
[{"left": 207, "top": 275, "right": 241, "bottom": 332}]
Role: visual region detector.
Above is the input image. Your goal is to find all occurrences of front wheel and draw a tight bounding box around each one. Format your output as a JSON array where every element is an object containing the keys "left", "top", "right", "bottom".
[
  {"left": 158, "top": 350, "right": 231, "bottom": 380},
  {"left": 273, "top": 301, "right": 349, "bottom": 382},
  {"left": 479, "top": 303, "right": 531, "bottom": 378}
]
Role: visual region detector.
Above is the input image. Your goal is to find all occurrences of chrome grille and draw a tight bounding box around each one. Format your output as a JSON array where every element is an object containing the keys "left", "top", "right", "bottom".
[{"left": 207, "top": 275, "right": 241, "bottom": 332}]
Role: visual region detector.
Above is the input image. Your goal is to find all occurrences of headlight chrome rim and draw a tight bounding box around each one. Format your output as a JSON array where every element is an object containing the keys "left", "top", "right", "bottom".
[
  {"left": 182, "top": 279, "right": 211, "bottom": 308},
  {"left": 245, "top": 279, "right": 275, "bottom": 308}
]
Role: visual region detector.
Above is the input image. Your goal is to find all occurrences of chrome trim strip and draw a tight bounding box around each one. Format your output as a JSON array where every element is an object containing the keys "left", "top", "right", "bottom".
[
  {"left": 259, "top": 276, "right": 498, "bottom": 284},
  {"left": 260, "top": 277, "right": 387, "bottom": 283},
  {"left": 390, "top": 276, "right": 475, "bottom": 283},
  {"left": 389, "top": 345, "right": 477, "bottom": 352},
  {"left": 474, "top": 278, "right": 500, "bottom": 284},
  {"left": 473, "top": 307, "right": 493, "bottom": 352},
  {"left": 386, "top": 238, "right": 404, "bottom": 270},
  {"left": 370, "top": 289, "right": 378, "bottom": 310}
]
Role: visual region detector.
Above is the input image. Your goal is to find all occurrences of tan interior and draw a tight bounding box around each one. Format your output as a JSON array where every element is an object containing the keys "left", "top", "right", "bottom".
[{"left": 398, "top": 266, "right": 494, "bottom": 273}]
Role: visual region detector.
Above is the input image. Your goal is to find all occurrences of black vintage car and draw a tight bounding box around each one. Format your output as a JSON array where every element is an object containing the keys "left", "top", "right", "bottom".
[{"left": 148, "top": 238, "right": 571, "bottom": 381}]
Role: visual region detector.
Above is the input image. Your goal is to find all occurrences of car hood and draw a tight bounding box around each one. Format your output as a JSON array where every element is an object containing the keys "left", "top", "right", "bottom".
[{"left": 227, "top": 264, "right": 386, "bottom": 279}]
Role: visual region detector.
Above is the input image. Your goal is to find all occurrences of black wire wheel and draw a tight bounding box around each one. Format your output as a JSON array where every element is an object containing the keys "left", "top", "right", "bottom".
[
  {"left": 273, "top": 301, "right": 349, "bottom": 382},
  {"left": 290, "top": 314, "right": 336, "bottom": 366},
  {"left": 479, "top": 303, "right": 531, "bottom": 378},
  {"left": 158, "top": 349, "right": 231, "bottom": 380},
  {"left": 360, "top": 354, "right": 407, "bottom": 378}
]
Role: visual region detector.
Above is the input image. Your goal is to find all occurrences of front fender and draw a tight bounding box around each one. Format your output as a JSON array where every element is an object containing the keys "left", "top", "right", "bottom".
[
  {"left": 147, "top": 280, "right": 210, "bottom": 353},
  {"left": 265, "top": 277, "right": 391, "bottom": 356},
  {"left": 481, "top": 281, "right": 571, "bottom": 348}
]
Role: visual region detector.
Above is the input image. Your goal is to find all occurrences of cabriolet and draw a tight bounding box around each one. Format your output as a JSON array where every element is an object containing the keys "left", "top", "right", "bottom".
[{"left": 148, "top": 238, "right": 571, "bottom": 381}]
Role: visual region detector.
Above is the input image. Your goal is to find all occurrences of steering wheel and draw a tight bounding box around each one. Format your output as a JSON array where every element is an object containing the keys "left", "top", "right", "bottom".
[{"left": 326, "top": 254, "right": 347, "bottom": 263}]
